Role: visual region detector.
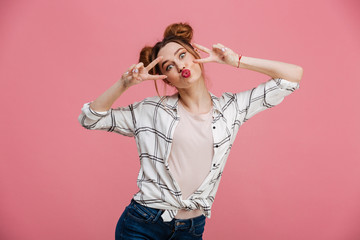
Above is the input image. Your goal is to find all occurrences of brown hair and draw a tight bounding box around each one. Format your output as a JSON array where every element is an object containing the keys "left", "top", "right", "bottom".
[{"left": 139, "top": 22, "right": 206, "bottom": 97}]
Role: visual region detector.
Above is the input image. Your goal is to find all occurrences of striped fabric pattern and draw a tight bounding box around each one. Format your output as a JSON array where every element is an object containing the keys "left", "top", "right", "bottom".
[{"left": 78, "top": 78, "right": 300, "bottom": 222}]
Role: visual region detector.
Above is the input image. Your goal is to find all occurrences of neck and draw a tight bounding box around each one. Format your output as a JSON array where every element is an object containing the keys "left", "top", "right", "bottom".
[{"left": 177, "top": 78, "right": 212, "bottom": 114}]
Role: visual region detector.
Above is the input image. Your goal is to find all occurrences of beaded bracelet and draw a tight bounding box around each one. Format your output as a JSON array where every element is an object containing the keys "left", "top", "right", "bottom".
[{"left": 237, "top": 55, "right": 242, "bottom": 68}]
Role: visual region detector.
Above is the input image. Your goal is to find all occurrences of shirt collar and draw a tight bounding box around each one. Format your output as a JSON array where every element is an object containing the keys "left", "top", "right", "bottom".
[{"left": 163, "top": 92, "right": 223, "bottom": 116}]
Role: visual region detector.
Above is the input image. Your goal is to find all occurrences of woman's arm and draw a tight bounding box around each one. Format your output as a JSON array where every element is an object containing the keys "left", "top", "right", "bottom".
[
  {"left": 90, "top": 80, "right": 129, "bottom": 112},
  {"left": 78, "top": 57, "right": 167, "bottom": 135},
  {"left": 89, "top": 57, "right": 167, "bottom": 112},
  {"left": 192, "top": 43, "right": 303, "bottom": 83},
  {"left": 230, "top": 56, "right": 303, "bottom": 83}
]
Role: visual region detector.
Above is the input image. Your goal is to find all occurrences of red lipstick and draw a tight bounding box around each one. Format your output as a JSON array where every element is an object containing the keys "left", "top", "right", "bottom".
[{"left": 181, "top": 69, "right": 191, "bottom": 78}]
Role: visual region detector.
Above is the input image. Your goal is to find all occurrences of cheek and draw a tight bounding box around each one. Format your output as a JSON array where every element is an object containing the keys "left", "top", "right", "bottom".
[
  {"left": 166, "top": 71, "right": 178, "bottom": 79},
  {"left": 187, "top": 55, "right": 194, "bottom": 62}
]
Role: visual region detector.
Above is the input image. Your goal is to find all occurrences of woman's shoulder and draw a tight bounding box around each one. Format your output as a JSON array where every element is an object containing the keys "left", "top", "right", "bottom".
[
  {"left": 210, "top": 91, "right": 237, "bottom": 104},
  {"left": 142, "top": 93, "right": 177, "bottom": 103},
  {"left": 133, "top": 93, "right": 178, "bottom": 110}
]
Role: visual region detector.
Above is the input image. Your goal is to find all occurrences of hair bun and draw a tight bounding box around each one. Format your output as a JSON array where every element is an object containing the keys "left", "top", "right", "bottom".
[
  {"left": 163, "top": 22, "right": 193, "bottom": 42},
  {"left": 139, "top": 46, "right": 153, "bottom": 68}
]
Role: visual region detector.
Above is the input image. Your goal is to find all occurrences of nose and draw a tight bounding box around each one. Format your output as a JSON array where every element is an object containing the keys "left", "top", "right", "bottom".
[
  {"left": 178, "top": 66, "right": 185, "bottom": 73},
  {"left": 175, "top": 59, "right": 185, "bottom": 73}
]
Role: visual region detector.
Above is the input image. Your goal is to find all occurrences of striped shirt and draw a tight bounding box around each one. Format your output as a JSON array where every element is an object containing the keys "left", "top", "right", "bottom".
[{"left": 78, "top": 78, "right": 300, "bottom": 222}]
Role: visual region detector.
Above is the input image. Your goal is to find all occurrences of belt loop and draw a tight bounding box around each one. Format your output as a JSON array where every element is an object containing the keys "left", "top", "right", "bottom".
[
  {"left": 190, "top": 218, "right": 195, "bottom": 231},
  {"left": 153, "top": 209, "right": 164, "bottom": 223}
]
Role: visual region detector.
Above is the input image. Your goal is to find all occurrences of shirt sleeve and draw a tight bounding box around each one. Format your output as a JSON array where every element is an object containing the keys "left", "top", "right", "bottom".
[
  {"left": 235, "top": 78, "right": 300, "bottom": 124},
  {"left": 77, "top": 100, "right": 144, "bottom": 137}
]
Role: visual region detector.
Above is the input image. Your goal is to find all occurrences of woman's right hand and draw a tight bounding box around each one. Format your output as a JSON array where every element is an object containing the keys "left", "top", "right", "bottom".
[{"left": 120, "top": 56, "right": 167, "bottom": 88}]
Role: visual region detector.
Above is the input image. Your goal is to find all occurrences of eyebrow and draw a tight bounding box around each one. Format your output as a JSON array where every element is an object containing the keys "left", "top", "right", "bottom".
[{"left": 161, "top": 47, "right": 185, "bottom": 69}]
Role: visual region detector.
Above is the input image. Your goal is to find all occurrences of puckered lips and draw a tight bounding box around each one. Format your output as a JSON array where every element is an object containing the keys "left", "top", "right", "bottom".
[{"left": 181, "top": 69, "right": 191, "bottom": 78}]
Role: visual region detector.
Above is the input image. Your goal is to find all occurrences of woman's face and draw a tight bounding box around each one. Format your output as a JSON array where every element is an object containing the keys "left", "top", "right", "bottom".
[{"left": 157, "top": 42, "right": 202, "bottom": 89}]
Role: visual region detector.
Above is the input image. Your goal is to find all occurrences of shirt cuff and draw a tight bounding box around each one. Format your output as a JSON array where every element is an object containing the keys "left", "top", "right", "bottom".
[
  {"left": 273, "top": 78, "right": 300, "bottom": 91},
  {"left": 81, "top": 102, "right": 110, "bottom": 120}
]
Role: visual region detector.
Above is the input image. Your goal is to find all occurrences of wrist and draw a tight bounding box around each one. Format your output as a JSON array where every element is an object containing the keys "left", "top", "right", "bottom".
[
  {"left": 117, "top": 79, "right": 131, "bottom": 91},
  {"left": 229, "top": 54, "right": 243, "bottom": 68},
  {"left": 236, "top": 54, "right": 243, "bottom": 68}
]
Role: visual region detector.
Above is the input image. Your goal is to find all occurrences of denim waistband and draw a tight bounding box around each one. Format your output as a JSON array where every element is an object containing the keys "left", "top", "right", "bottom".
[{"left": 130, "top": 199, "right": 206, "bottom": 229}]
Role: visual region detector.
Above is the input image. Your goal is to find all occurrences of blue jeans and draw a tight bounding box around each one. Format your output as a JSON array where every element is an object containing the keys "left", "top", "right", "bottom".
[{"left": 115, "top": 199, "right": 206, "bottom": 240}]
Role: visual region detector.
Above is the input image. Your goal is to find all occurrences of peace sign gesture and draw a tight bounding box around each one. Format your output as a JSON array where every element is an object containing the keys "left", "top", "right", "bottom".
[
  {"left": 121, "top": 56, "right": 167, "bottom": 88},
  {"left": 192, "top": 43, "right": 240, "bottom": 67}
]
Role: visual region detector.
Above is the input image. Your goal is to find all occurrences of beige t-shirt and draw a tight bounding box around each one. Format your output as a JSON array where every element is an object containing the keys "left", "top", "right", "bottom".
[{"left": 168, "top": 101, "right": 214, "bottom": 219}]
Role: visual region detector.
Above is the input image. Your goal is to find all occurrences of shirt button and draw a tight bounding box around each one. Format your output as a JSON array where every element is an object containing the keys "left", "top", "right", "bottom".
[
  {"left": 213, "top": 126, "right": 216, "bottom": 129},
  {"left": 215, "top": 145, "right": 219, "bottom": 148}
]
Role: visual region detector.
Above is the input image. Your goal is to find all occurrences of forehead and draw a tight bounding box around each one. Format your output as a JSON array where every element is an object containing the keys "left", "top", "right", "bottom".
[{"left": 157, "top": 42, "right": 184, "bottom": 57}]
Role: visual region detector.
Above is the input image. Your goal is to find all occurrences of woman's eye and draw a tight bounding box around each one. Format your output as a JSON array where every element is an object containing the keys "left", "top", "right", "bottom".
[
  {"left": 180, "top": 52, "right": 186, "bottom": 58},
  {"left": 166, "top": 65, "right": 173, "bottom": 71}
]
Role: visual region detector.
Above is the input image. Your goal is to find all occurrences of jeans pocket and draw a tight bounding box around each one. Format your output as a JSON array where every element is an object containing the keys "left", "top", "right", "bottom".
[{"left": 126, "top": 203, "right": 154, "bottom": 223}]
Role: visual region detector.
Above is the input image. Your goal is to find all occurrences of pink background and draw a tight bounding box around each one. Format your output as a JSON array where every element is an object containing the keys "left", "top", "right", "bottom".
[{"left": 1, "top": 0, "right": 360, "bottom": 239}]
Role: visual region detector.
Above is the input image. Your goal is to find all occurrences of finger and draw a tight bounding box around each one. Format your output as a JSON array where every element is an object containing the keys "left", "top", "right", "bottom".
[
  {"left": 134, "top": 62, "right": 144, "bottom": 70},
  {"left": 194, "top": 48, "right": 201, "bottom": 55},
  {"left": 213, "top": 44, "right": 227, "bottom": 56},
  {"left": 131, "top": 62, "right": 144, "bottom": 75},
  {"left": 123, "top": 64, "right": 136, "bottom": 78},
  {"left": 127, "top": 64, "right": 136, "bottom": 73},
  {"left": 132, "top": 68, "right": 139, "bottom": 74},
  {"left": 145, "top": 56, "right": 163, "bottom": 72},
  {"left": 192, "top": 43, "right": 211, "bottom": 54},
  {"left": 132, "top": 68, "right": 140, "bottom": 76},
  {"left": 214, "top": 43, "right": 226, "bottom": 50},
  {"left": 138, "top": 62, "right": 147, "bottom": 73},
  {"left": 193, "top": 57, "right": 212, "bottom": 63},
  {"left": 213, "top": 44, "right": 226, "bottom": 53},
  {"left": 145, "top": 74, "right": 168, "bottom": 81}
]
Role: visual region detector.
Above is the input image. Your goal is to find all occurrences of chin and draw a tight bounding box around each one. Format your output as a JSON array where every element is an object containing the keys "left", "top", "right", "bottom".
[{"left": 181, "top": 74, "right": 201, "bottom": 88}]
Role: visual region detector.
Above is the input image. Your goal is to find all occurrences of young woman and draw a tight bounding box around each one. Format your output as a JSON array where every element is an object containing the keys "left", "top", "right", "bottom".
[{"left": 78, "top": 22, "right": 302, "bottom": 240}]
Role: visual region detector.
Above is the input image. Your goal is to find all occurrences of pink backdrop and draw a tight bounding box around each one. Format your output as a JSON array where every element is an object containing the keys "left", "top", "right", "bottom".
[{"left": 1, "top": 0, "right": 360, "bottom": 239}]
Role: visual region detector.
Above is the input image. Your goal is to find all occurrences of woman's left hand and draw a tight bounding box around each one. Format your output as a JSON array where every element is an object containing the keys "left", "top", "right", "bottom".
[{"left": 192, "top": 43, "right": 240, "bottom": 67}]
